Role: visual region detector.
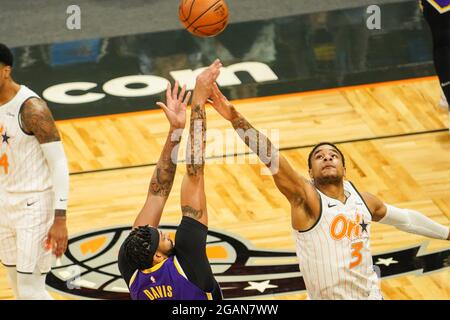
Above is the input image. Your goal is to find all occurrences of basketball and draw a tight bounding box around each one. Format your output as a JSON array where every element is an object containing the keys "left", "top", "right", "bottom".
[{"left": 179, "top": 0, "right": 229, "bottom": 37}]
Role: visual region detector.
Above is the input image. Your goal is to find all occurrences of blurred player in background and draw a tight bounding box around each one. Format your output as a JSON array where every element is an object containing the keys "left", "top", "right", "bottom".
[
  {"left": 421, "top": 0, "right": 450, "bottom": 113},
  {"left": 0, "top": 43, "right": 70, "bottom": 299}
]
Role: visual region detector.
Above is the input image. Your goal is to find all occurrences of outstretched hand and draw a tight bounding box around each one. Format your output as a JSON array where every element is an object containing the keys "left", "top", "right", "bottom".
[
  {"left": 157, "top": 81, "right": 191, "bottom": 129},
  {"left": 208, "top": 82, "right": 238, "bottom": 121},
  {"left": 192, "top": 59, "right": 222, "bottom": 104}
]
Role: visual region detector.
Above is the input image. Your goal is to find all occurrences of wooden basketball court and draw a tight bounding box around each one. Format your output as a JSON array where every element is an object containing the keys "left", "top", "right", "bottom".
[{"left": 0, "top": 76, "right": 449, "bottom": 300}]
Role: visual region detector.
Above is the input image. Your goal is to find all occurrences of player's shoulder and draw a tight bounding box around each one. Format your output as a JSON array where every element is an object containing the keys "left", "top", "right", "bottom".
[
  {"left": 22, "top": 96, "right": 49, "bottom": 112},
  {"left": 19, "top": 96, "right": 59, "bottom": 140},
  {"left": 359, "top": 191, "right": 377, "bottom": 201},
  {"left": 20, "top": 97, "right": 54, "bottom": 123}
]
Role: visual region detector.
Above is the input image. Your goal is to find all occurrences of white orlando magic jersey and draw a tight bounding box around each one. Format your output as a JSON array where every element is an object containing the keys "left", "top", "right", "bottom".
[
  {"left": 0, "top": 85, "right": 52, "bottom": 193},
  {"left": 293, "top": 181, "right": 382, "bottom": 300}
]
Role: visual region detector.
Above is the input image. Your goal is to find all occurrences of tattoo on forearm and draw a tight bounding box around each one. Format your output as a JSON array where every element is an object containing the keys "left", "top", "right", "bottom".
[
  {"left": 149, "top": 131, "right": 181, "bottom": 197},
  {"left": 231, "top": 116, "right": 252, "bottom": 132},
  {"left": 231, "top": 116, "right": 275, "bottom": 167},
  {"left": 21, "top": 98, "right": 60, "bottom": 144},
  {"left": 181, "top": 205, "right": 204, "bottom": 220},
  {"left": 187, "top": 104, "right": 206, "bottom": 176}
]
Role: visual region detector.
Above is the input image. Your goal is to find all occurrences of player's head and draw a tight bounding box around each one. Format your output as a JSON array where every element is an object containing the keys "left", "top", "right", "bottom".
[
  {"left": 308, "top": 142, "right": 346, "bottom": 186},
  {"left": 122, "top": 225, "right": 174, "bottom": 270},
  {"left": 0, "top": 43, "right": 13, "bottom": 89}
]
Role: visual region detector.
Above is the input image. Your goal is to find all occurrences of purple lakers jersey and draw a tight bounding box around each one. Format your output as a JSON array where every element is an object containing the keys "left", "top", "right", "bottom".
[
  {"left": 129, "top": 256, "right": 212, "bottom": 300},
  {"left": 427, "top": 0, "right": 450, "bottom": 13}
]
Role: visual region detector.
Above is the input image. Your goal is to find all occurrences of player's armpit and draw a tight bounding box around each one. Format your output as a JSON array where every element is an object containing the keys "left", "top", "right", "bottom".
[
  {"left": 290, "top": 188, "right": 322, "bottom": 231},
  {"left": 273, "top": 155, "right": 308, "bottom": 201},
  {"left": 20, "top": 98, "right": 60, "bottom": 144},
  {"left": 360, "top": 192, "right": 387, "bottom": 221}
]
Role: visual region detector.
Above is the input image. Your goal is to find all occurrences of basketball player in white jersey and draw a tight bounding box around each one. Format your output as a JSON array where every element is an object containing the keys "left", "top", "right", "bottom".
[
  {"left": 0, "top": 43, "right": 70, "bottom": 299},
  {"left": 208, "top": 83, "right": 450, "bottom": 300}
]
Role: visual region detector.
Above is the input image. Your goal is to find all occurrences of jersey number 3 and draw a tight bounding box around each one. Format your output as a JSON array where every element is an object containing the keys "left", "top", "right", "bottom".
[
  {"left": 350, "top": 241, "right": 363, "bottom": 269},
  {"left": 0, "top": 153, "right": 9, "bottom": 174}
]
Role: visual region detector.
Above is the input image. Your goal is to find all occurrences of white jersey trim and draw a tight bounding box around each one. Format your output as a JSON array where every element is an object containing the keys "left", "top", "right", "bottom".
[{"left": 347, "top": 181, "right": 374, "bottom": 218}]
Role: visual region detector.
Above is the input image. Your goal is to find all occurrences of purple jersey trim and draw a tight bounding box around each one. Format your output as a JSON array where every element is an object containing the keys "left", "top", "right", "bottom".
[{"left": 427, "top": 0, "right": 450, "bottom": 13}]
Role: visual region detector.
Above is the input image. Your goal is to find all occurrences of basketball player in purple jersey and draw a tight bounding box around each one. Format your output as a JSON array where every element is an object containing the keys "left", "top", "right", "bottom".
[
  {"left": 421, "top": 1, "right": 450, "bottom": 115},
  {"left": 118, "top": 60, "right": 223, "bottom": 300}
]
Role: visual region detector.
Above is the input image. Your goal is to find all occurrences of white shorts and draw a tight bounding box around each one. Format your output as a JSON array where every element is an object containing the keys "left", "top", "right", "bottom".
[{"left": 0, "top": 190, "right": 54, "bottom": 274}]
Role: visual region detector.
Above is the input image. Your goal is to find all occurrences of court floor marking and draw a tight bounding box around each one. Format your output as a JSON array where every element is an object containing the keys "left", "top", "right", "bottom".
[{"left": 70, "top": 128, "right": 448, "bottom": 176}]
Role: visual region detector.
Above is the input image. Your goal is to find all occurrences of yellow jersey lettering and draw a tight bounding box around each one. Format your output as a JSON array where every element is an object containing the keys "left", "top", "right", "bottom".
[
  {"left": 156, "top": 286, "right": 163, "bottom": 297},
  {"left": 143, "top": 289, "right": 154, "bottom": 300},
  {"left": 150, "top": 287, "right": 160, "bottom": 299}
]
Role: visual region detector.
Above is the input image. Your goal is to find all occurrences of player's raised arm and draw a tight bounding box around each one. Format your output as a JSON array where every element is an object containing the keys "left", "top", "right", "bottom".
[
  {"left": 362, "top": 192, "right": 450, "bottom": 240},
  {"left": 180, "top": 59, "right": 222, "bottom": 227},
  {"left": 133, "top": 82, "right": 191, "bottom": 228},
  {"left": 209, "top": 84, "right": 320, "bottom": 229},
  {"left": 21, "top": 98, "right": 70, "bottom": 258}
]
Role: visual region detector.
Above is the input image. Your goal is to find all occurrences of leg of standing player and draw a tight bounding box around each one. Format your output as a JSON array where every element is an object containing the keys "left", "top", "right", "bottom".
[{"left": 0, "top": 199, "right": 19, "bottom": 298}]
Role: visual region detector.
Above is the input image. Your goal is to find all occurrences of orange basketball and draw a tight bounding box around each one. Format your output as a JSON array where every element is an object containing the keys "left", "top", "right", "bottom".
[{"left": 179, "top": 0, "right": 229, "bottom": 37}]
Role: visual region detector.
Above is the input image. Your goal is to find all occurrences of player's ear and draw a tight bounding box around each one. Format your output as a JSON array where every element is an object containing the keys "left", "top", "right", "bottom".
[
  {"left": 153, "top": 252, "right": 162, "bottom": 264},
  {"left": 308, "top": 168, "right": 313, "bottom": 179},
  {"left": 2, "top": 65, "right": 11, "bottom": 79},
  {"left": 5, "top": 66, "right": 11, "bottom": 78},
  {"left": 153, "top": 251, "right": 167, "bottom": 265}
]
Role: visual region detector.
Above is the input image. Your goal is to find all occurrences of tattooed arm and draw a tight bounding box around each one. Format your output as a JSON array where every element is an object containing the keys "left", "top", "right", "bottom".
[
  {"left": 133, "top": 82, "right": 191, "bottom": 228},
  {"left": 21, "top": 98, "right": 61, "bottom": 143},
  {"left": 208, "top": 84, "right": 321, "bottom": 231},
  {"left": 21, "top": 97, "right": 69, "bottom": 257},
  {"left": 133, "top": 127, "right": 183, "bottom": 228},
  {"left": 180, "top": 60, "right": 222, "bottom": 226}
]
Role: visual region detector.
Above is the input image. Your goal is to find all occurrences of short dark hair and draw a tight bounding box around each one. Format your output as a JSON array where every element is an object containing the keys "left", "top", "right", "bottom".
[
  {"left": 122, "top": 225, "right": 160, "bottom": 270},
  {"left": 0, "top": 43, "right": 13, "bottom": 67},
  {"left": 308, "top": 142, "right": 345, "bottom": 169}
]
